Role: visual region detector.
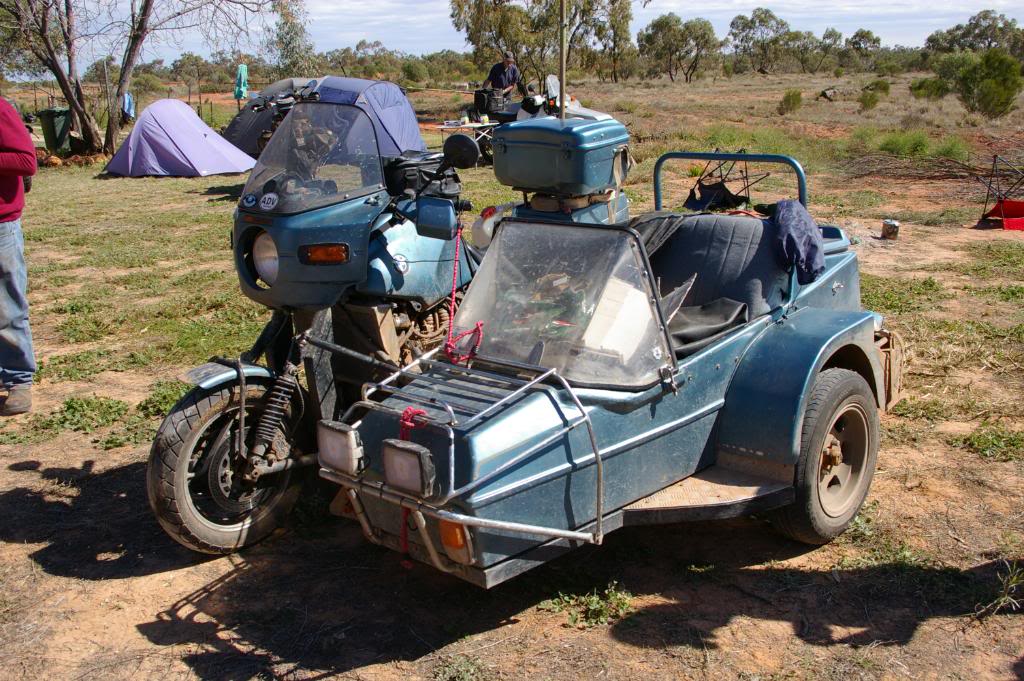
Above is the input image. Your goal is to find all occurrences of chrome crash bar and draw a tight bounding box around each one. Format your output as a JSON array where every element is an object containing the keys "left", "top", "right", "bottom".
[{"left": 326, "top": 352, "right": 608, "bottom": 552}]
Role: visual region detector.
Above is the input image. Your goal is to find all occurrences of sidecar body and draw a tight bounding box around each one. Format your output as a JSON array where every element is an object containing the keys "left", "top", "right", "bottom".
[{"left": 316, "top": 152, "right": 903, "bottom": 587}]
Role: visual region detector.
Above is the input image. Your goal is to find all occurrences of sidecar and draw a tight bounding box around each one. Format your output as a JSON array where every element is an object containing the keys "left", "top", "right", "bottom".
[{"left": 316, "top": 152, "right": 903, "bottom": 587}]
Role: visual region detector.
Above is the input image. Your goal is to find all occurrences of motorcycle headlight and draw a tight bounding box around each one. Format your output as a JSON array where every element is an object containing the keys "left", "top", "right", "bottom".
[{"left": 252, "top": 230, "right": 279, "bottom": 286}]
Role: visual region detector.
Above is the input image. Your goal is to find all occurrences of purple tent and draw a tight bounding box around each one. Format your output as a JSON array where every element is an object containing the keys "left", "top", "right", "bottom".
[{"left": 106, "top": 99, "right": 256, "bottom": 177}]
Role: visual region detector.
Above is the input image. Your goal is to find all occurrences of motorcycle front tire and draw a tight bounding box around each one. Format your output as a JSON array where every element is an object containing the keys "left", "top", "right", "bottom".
[{"left": 146, "top": 381, "right": 303, "bottom": 554}]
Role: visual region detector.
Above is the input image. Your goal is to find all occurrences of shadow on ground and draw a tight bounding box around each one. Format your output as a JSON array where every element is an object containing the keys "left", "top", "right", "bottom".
[
  {"left": 197, "top": 183, "right": 245, "bottom": 203},
  {"left": 2, "top": 458, "right": 1016, "bottom": 679},
  {"left": 0, "top": 459, "right": 203, "bottom": 579},
  {"left": 136, "top": 516, "right": 1017, "bottom": 680}
]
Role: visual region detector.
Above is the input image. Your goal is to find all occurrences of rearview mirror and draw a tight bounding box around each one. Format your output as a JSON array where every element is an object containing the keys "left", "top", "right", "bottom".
[
  {"left": 443, "top": 134, "right": 480, "bottom": 170},
  {"left": 414, "top": 196, "right": 458, "bottom": 240}
]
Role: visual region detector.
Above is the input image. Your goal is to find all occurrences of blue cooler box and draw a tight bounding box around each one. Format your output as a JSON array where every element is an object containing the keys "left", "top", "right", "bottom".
[{"left": 493, "top": 117, "right": 630, "bottom": 195}]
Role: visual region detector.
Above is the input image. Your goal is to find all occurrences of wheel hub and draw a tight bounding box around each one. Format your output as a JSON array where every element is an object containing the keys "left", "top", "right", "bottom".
[
  {"left": 817, "top": 403, "right": 870, "bottom": 519},
  {"left": 206, "top": 438, "right": 260, "bottom": 514}
]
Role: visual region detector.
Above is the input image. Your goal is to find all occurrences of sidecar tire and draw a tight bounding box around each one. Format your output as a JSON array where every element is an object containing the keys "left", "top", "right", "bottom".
[
  {"left": 146, "top": 382, "right": 303, "bottom": 554},
  {"left": 770, "top": 369, "right": 879, "bottom": 545}
]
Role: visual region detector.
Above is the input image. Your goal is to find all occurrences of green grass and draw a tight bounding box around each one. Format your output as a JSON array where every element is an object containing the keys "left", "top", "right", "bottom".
[
  {"left": 891, "top": 397, "right": 953, "bottom": 422},
  {"left": 538, "top": 581, "right": 633, "bottom": 628},
  {"left": 950, "top": 423, "right": 1024, "bottom": 462},
  {"left": 0, "top": 395, "right": 129, "bottom": 445},
  {"left": 36, "top": 349, "right": 154, "bottom": 383},
  {"left": 137, "top": 380, "right": 189, "bottom": 418},
  {"left": 432, "top": 655, "right": 492, "bottom": 681},
  {"left": 860, "top": 274, "right": 947, "bottom": 315},
  {"left": 968, "top": 284, "right": 1024, "bottom": 302},
  {"left": 814, "top": 190, "right": 884, "bottom": 216},
  {"left": 939, "top": 241, "right": 1024, "bottom": 279},
  {"left": 872, "top": 206, "right": 976, "bottom": 226}
]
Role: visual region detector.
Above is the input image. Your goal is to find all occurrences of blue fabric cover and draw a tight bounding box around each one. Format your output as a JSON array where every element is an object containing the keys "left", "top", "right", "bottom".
[
  {"left": 311, "top": 76, "right": 426, "bottom": 156},
  {"left": 773, "top": 199, "right": 825, "bottom": 285}
]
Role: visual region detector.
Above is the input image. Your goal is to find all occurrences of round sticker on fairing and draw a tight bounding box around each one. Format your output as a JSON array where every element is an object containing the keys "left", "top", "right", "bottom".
[
  {"left": 393, "top": 254, "right": 410, "bottom": 274},
  {"left": 241, "top": 193, "right": 257, "bottom": 208},
  {"left": 259, "top": 193, "right": 279, "bottom": 210}
]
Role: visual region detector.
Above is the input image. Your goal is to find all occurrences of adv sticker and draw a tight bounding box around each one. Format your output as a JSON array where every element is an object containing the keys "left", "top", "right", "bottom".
[
  {"left": 241, "top": 193, "right": 257, "bottom": 209},
  {"left": 259, "top": 193, "right": 279, "bottom": 211}
]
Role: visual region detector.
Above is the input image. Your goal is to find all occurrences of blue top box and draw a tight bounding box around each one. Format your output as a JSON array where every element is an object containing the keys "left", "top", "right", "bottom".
[{"left": 492, "top": 117, "right": 630, "bottom": 196}]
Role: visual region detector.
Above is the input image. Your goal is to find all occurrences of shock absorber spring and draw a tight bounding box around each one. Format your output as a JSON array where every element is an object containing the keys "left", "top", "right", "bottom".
[{"left": 249, "top": 369, "right": 298, "bottom": 460}]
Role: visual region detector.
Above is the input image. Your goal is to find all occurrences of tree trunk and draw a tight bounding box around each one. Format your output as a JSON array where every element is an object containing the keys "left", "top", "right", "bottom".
[
  {"left": 32, "top": 24, "right": 103, "bottom": 151},
  {"left": 104, "top": 0, "right": 155, "bottom": 154}
]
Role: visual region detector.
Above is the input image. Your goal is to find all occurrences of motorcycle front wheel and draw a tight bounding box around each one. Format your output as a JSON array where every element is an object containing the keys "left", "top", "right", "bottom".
[{"left": 146, "top": 381, "right": 304, "bottom": 554}]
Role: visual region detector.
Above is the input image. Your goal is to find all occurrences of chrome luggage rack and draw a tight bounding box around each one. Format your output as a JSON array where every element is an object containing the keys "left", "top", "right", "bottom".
[{"left": 316, "top": 346, "right": 608, "bottom": 572}]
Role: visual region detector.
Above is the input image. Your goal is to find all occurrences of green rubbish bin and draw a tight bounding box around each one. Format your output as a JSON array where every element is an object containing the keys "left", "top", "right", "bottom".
[{"left": 37, "top": 107, "right": 71, "bottom": 153}]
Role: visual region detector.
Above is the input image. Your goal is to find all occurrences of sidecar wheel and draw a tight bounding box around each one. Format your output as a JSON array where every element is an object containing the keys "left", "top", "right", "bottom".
[
  {"left": 771, "top": 369, "right": 879, "bottom": 545},
  {"left": 146, "top": 382, "right": 304, "bottom": 554}
]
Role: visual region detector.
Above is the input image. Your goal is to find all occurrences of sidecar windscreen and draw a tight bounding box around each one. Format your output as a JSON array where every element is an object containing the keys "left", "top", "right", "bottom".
[
  {"left": 241, "top": 103, "right": 384, "bottom": 214},
  {"left": 452, "top": 221, "right": 673, "bottom": 389}
]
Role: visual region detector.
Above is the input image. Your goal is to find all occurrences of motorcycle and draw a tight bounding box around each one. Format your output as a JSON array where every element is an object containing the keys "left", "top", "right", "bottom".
[{"left": 146, "top": 77, "right": 482, "bottom": 553}]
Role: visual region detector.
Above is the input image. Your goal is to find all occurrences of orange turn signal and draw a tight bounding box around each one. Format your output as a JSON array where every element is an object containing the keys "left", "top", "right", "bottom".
[
  {"left": 439, "top": 520, "right": 467, "bottom": 549},
  {"left": 299, "top": 243, "right": 349, "bottom": 265}
]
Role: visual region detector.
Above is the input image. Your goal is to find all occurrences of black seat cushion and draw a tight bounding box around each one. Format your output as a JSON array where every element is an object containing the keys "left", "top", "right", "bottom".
[
  {"left": 637, "top": 212, "right": 790, "bottom": 318},
  {"left": 669, "top": 297, "right": 748, "bottom": 358}
]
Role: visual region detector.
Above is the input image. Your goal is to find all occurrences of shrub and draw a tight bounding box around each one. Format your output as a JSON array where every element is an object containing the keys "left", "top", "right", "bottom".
[
  {"left": 910, "top": 77, "right": 950, "bottom": 100},
  {"left": 401, "top": 60, "right": 428, "bottom": 84},
  {"left": 937, "top": 48, "right": 1023, "bottom": 119},
  {"left": 879, "top": 130, "right": 930, "bottom": 156},
  {"left": 865, "top": 78, "right": 890, "bottom": 95},
  {"left": 858, "top": 90, "right": 880, "bottom": 111},
  {"left": 875, "top": 58, "right": 901, "bottom": 77},
  {"left": 834, "top": 67, "right": 845, "bottom": 78},
  {"left": 933, "top": 135, "right": 970, "bottom": 161},
  {"left": 777, "top": 89, "right": 802, "bottom": 115}
]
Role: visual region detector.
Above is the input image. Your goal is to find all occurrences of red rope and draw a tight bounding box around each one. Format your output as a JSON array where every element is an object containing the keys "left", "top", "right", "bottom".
[
  {"left": 399, "top": 406, "right": 427, "bottom": 441},
  {"left": 444, "top": 222, "right": 484, "bottom": 364},
  {"left": 397, "top": 405, "right": 426, "bottom": 570}
]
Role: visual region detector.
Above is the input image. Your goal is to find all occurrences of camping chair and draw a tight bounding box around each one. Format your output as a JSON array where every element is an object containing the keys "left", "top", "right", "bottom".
[
  {"left": 683, "top": 149, "right": 770, "bottom": 212},
  {"left": 977, "top": 155, "right": 1024, "bottom": 230}
]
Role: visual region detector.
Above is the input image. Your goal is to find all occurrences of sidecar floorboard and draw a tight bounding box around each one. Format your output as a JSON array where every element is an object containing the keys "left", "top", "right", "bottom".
[{"left": 622, "top": 466, "right": 794, "bottom": 525}]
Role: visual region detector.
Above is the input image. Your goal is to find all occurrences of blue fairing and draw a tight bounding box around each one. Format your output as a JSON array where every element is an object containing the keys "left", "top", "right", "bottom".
[
  {"left": 234, "top": 191, "right": 389, "bottom": 309},
  {"left": 357, "top": 218, "right": 474, "bottom": 307}
]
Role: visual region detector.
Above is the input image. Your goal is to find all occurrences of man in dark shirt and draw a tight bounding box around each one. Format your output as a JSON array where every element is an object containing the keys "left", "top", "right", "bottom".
[{"left": 483, "top": 51, "right": 520, "bottom": 96}]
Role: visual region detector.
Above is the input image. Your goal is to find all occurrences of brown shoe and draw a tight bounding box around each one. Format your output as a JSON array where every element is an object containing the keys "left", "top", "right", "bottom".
[{"left": 0, "top": 385, "right": 32, "bottom": 416}]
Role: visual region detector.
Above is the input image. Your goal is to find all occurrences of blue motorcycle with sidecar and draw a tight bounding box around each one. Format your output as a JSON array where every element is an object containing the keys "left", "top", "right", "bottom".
[{"left": 146, "top": 78, "right": 632, "bottom": 553}]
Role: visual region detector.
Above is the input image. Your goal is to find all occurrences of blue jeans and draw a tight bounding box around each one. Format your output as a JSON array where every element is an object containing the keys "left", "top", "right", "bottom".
[{"left": 0, "top": 218, "right": 35, "bottom": 387}]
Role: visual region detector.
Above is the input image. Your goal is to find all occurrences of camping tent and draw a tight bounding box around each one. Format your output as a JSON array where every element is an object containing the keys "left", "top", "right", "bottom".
[
  {"left": 222, "top": 77, "right": 310, "bottom": 157},
  {"left": 106, "top": 99, "right": 256, "bottom": 177},
  {"left": 311, "top": 76, "right": 426, "bottom": 157}
]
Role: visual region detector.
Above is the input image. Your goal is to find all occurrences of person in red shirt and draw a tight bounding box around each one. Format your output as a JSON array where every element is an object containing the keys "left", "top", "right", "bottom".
[{"left": 0, "top": 98, "right": 38, "bottom": 415}]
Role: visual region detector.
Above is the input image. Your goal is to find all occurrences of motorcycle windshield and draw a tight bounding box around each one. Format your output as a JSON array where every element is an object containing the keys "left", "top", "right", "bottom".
[
  {"left": 241, "top": 103, "right": 384, "bottom": 214},
  {"left": 452, "top": 221, "right": 673, "bottom": 389}
]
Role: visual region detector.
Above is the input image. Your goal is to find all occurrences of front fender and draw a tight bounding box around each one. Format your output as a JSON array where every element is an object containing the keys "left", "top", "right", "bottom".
[
  {"left": 716, "top": 307, "right": 883, "bottom": 466},
  {"left": 180, "top": 362, "right": 276, "bottom": 390}
]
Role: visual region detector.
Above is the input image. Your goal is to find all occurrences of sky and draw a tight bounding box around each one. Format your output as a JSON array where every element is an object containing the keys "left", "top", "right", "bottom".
[{"left": 142, "top": 1, "right": 1024, "bottom": 64}]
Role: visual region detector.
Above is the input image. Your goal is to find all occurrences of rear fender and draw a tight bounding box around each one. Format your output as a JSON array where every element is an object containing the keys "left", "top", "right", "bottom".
[
  {"left": 716, "top": 308, "right": 883, "bottom": 467},
  {"left": 180, "top": 362, "right": 276, "bottom": 390}
]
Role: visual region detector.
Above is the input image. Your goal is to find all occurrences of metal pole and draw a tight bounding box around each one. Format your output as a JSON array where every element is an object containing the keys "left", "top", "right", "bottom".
[{"left": 558, "top": 0, "right": 566, "bottom": 121}]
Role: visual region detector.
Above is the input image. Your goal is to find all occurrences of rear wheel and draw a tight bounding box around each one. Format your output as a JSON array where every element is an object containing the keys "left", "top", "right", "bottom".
[
  {"left": 146, "top": 382, "right": 303, "bottom": 554},
  {"left": 771, "top": 369, "right": 879, "bottom": 545}
]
